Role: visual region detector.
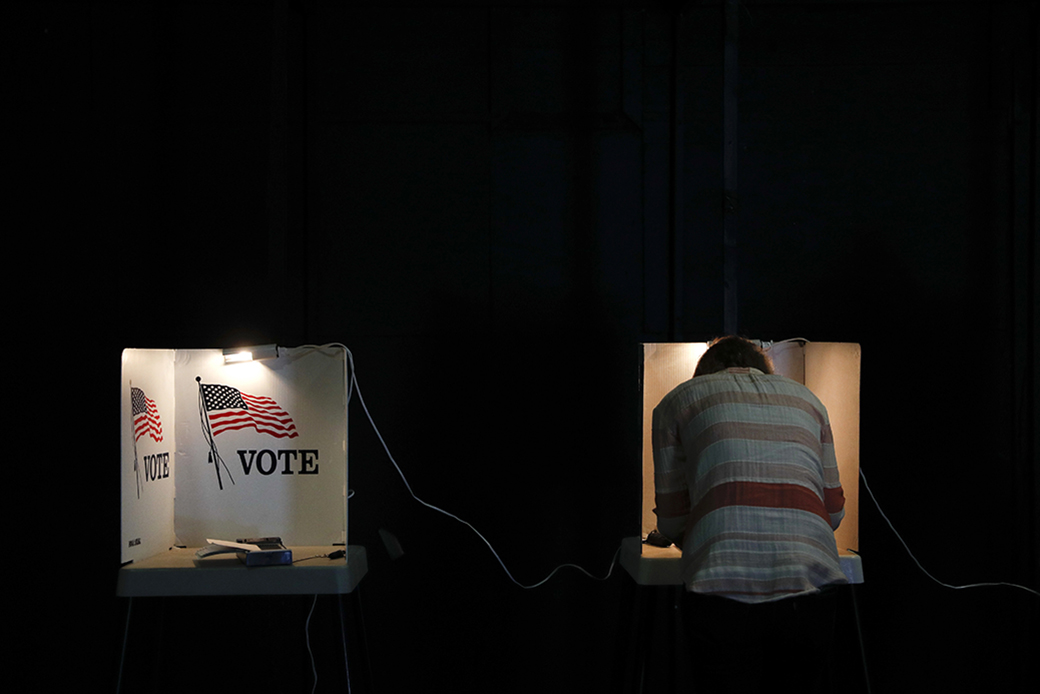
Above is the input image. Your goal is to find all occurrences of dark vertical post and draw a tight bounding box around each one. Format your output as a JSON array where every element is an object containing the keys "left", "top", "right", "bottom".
[
  {"left": 642, "top": 9, "right": 673, "bottom": 339},
  {"left": 723, "top": 0, "right": 739, "bottom": 335},
  {"left": 670, "top": 8, "right": 685, "bottom": 340},
  {"left": 1006, "top": 2, "right": 1039, "bottom": 684},
  {"left": 267, "top": 0, "right": 308, "bottom": 342}
]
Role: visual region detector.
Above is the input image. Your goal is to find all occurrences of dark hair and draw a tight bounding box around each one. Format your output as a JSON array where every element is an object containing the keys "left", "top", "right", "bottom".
[{"left": 694, "top": 336, "right": 773, "bottom": 377}]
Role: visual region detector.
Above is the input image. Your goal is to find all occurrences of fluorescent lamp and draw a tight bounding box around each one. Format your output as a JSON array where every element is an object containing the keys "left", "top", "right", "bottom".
[{"left": 223, "top": 344, "right": 279, "bottom": 364}]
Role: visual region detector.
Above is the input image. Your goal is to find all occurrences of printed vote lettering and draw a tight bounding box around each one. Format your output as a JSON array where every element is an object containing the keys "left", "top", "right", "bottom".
[
  {"left": 142, "top": 452, "right": 170, "bottom": 481},
  {"left": 236, "top": 449, "right": 320, "bottom": 476}
]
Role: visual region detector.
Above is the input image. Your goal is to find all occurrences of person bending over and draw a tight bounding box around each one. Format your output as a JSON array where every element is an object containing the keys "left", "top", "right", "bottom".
[{"left": 652, "top": 336, "right": 846, "bottom": 693}]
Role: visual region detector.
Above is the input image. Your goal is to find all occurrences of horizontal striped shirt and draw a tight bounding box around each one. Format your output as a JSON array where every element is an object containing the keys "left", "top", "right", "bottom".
[{"left": 653, "top": 367, "right": 846, "bottom": 603}]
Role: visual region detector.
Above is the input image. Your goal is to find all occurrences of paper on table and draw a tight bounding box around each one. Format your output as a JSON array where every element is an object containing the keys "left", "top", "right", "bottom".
[{"left": 196, "top": 538, "right": 263, "bottom": 557}]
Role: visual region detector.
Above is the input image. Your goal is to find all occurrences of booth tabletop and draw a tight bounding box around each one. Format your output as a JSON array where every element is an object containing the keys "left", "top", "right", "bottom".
[
  {"left": 117, "top": 545, "right": 367, "bottom": 597},
  {"left": 620, "top": 537, "right": 863, "bottom": 586}
]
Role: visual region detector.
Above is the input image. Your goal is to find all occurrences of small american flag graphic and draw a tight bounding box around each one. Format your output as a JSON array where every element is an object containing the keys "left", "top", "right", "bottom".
[
  {"left": 200, "top": 383, "right": 299, "bottom": 439},
  {"left": 131, "top": 387, "right": 164, "bottom": 443}
]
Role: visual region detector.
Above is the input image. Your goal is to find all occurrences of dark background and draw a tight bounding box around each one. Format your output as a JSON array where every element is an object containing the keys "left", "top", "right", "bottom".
[{"left": 12, "top": 0, "right": 1037, "bottom": 692}]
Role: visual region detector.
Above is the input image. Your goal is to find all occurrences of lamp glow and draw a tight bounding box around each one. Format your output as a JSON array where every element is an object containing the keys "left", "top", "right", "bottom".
[{"left": 222, "top": 344, "right": 279, "bottom": 364}]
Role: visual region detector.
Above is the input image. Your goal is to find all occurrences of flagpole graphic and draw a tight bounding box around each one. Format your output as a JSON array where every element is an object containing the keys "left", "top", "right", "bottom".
[
  {"left": 131, "top": 383, "right": 140, "bottom": 499},
  {"left": 197, "top": 377, "right": 234, "bottom": 490}
]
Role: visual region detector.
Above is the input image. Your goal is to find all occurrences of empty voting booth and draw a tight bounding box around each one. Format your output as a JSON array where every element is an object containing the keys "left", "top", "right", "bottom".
[{"left": 116, "top": 344, "right": 370, "bottom": 691}]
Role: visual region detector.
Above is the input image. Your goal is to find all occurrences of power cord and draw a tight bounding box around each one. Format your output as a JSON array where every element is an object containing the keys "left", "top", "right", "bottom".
[
  {"left": 327, "top": 343, "right": 620, "bottom": 589},
  {"left": 295, "top": 343, "right": 619, "bottom": 693},
  {"left": 305, "top": 594, "right": 319, "bottom": 694},
  {"left": 293, "top": 549, "right": 346, "bottom": 563},
  {"left": 860, "top": 468, "right": 1038, "bottom": 597},
  {"left": 291, "top": 341, "right": 1036, "bottom": 694}
]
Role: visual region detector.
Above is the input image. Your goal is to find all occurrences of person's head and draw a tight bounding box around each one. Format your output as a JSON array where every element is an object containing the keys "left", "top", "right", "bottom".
[{"left": 693, "top": 336, "right": 774, "bottom": 377}]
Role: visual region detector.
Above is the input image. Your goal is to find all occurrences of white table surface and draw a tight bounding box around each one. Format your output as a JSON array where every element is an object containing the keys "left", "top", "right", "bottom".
[
  {"left": 117, "top": 545, "right": 368, "bottom": 597},
  {"left": 619, "top": 536, "right": 864, "bottom": 586}
]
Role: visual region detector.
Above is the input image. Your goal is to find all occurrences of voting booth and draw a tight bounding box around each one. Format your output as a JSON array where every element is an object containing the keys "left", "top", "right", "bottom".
[
  {"left": 116, "top": 344, "right": 372, "bottom": 694},
  {"left": 618, "top": 339, "right": 869, "bottom": 694},
  {"left": 117, "top": 344, "right": 362, "bottom": 595},
  {"left": 623, "top": 340, "right": 862, "bottom": 585}
]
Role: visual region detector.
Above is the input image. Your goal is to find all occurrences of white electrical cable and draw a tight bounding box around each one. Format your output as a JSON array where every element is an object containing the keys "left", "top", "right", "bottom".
[
  {"left": 304, "top": 343, "right": 620, "bottom": 589},
  {"left": 761, "top": 338, "right": 1036, "bottom": 598},
  {"left": 291, "top": 342, "right": 1037, "bottom": 599},
  {"left": 860, "top": 468, "right": 1039, "bottom": 597},
  {"left": 353, "top": 362, "right": 620, "bottom": 588},
  {"left": 305, "top": 594, "right": 319, "bottom": 694},
  {"left": 276, "top": 341, "right": 1036, "bottom": 691}
]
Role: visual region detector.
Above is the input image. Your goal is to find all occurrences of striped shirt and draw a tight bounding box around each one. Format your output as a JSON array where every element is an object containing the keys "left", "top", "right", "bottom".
[{"left": 653, "top": 367, "right": 847, "bottom": 603}]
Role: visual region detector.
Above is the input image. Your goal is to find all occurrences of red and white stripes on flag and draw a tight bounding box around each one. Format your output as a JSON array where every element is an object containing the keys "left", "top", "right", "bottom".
[
  {"left": 199, "top": 383, "right": 298, "bottom": 439},
  {"left": 131, "top": 386, "right": 164, "bottom": 443}
]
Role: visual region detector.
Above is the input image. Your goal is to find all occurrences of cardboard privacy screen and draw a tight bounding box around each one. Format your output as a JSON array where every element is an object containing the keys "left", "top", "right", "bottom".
[{"left": 121, "top": 345, "right": 348, "bottom": 564}]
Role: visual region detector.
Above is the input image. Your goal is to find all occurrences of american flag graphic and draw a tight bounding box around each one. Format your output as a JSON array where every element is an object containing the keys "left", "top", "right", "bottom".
[
  {"left": 131, "top": 387, "right": 164, "bottom": 443},
  {"left": 200, "top": 383, "right": 299, "bottom": 439}
]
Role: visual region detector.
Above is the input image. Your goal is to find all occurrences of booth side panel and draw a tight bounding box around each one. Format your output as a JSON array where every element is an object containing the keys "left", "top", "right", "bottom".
[{"left": 121, "top": 349, "right": 178, "bottom": 564}]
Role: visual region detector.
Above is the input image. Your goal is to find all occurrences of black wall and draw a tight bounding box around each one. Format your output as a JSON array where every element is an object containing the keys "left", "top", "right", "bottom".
[{"left": 15, "top": 1, "right": 1037, "bottom": 692}]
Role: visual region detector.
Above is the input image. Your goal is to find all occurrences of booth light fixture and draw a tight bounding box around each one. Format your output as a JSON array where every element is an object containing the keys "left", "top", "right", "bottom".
[{"left": 223, "top": 344, "right": 279, "bottom": 364}]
